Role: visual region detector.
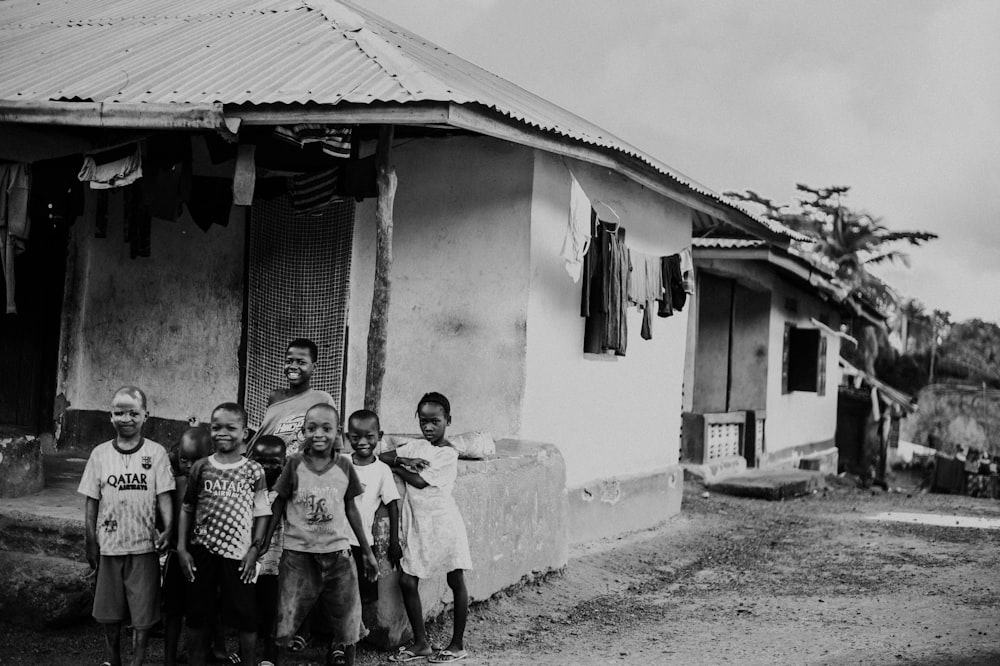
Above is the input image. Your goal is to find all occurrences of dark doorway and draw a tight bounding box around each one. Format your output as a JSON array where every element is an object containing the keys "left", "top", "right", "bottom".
[{"left": 0, "top": 195, "right": 69, "bottom": 433}]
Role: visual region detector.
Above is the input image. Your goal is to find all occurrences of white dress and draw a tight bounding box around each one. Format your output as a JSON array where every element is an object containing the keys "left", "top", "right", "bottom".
[{"left": 395, "top": 439, "right": 472, "bottom": 578}]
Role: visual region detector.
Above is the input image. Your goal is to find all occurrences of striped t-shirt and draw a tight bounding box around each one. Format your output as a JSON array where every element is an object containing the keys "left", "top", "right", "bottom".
[
  {"left": 183, "top": 455, "right": 271, "bottom": 560},
  {"left": 77, "top": 439, "right": 175, "bottom": 556}
]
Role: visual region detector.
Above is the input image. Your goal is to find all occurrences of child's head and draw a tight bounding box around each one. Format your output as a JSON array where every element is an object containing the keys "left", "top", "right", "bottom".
[
  {"left": 252, "top": 434, "right": 286, "bottom": 488},
  {"left": 109, "top": 386, "right": 148, "bottom": 438},
  {"left": 172, "top": 426, "right": 212, "bottom": 477},
  {"left": 210, "top": 402, "right": 248, "bottom": 454},
  {"left": 347, "top": 409, "right": 382, "bottom": 462},
  {"left": 301, "top": 403, "right": 340, "bottom": 456},
  {"left": 415, "top": 392, "right": 451, "bottom": 445},
  {"left": 284, "top": 338, "right": 318, "bottom": 389}
]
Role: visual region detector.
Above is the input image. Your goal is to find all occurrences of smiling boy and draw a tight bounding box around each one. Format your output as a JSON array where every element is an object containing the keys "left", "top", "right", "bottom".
[
  {"left": 178, "top": 403, "right": 271, "bottom": 666},
  {"left": 265, "top": 403, "right": 378, "bottom": 666},
  {"left": 250, "top": 338, "right": 336, "bottom": 455},
  {"left": 78, "top": 386, "right": 174, "bottom": 666}
]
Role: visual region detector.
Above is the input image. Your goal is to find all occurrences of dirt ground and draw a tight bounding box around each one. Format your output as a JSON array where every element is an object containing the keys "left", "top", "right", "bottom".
[{"left": 3, "top": 472, "right": 1000, "bottom": 666}]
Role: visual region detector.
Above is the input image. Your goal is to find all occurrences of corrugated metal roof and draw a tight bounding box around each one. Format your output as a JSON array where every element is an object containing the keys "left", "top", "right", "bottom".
[
  {"left": 0, "top": 0, "right": 796, "bottom": 239},
  {"left": 692, "top": 238, "right": 768, "bottom": 250}
]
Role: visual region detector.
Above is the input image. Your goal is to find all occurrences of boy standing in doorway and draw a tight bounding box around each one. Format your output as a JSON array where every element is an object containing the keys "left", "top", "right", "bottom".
[{"left": 251, "top": 338, "right": 336, "bottom": 455}]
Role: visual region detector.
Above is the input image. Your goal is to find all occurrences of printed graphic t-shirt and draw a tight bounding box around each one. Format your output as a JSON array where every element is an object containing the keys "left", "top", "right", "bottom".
[
  {"left": 183, "top": 455, "right": 270, "bottom": 560},
  {"left": 348, "top": 458, "right": 400, "bottom": 548},
  {"left": 275, "top": 453, "right": 363, "bottom": 554},
  {"left": 77, "top": 439, "right": 175, "bottom": 556},
  {"left": 251, "top": 388, "right": 335, "bottom": 456}
]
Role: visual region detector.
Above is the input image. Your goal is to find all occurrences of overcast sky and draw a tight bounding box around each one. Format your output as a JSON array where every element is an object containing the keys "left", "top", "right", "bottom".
[{"left": 370, "top": 0, "right": 1000, "bottom": 323}]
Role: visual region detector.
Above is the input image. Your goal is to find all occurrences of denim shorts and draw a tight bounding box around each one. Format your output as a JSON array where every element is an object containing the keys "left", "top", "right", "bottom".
[{"left": 275, "top": 549, "right": 362, "bottom": 646}]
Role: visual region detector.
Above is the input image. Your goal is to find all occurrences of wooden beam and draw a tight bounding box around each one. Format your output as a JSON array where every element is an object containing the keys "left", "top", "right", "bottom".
[
  {"left": 228, "top": 103, "right": 451, "bottom": 127},
  {"left": 0, "top": 101, "right": 225, "bottom": 129},
  {"left": 364, "top": 125, "right": 397, "bottom": 413}
]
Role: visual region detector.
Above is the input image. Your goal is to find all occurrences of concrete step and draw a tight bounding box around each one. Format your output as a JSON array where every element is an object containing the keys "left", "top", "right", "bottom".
[{"left": 706, "top": 469, "right": 826, "bottom": 501}]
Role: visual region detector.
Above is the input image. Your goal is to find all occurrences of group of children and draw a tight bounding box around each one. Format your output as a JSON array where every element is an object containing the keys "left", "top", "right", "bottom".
[{"left": 78, "top": 338, "right": 472, "bottom": 666}]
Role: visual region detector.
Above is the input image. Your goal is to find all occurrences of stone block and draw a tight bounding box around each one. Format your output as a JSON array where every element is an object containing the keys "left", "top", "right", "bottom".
[
  {"left": 0, "top": 435, "right": 45, "bottom": 498},
  {"left": 0, "top": 551, "right": 94, "bottom": 627},
  {"left": 362, "top": 439, "right": 568, "bottom": 649}
]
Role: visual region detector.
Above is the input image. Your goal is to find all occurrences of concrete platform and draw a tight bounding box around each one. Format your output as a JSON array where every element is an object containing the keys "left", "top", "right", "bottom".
[{"left": 705, "top": 468, "right": 826, "bottom": 501}]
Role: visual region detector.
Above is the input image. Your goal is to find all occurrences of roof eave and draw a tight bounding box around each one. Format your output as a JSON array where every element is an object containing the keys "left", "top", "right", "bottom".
[{"left": 0, "top": 100, "right": 226, "bottom": 130}]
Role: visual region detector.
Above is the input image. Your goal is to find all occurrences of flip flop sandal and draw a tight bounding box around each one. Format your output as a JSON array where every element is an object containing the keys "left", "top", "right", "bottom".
[
  {"left": 228, "top": 651, "right": 241, "bottom": 664},
  {"left": 429, "top": 650, "right": 468, "bottom": 664},
  {"left": 326, "top": 648, "right": 347, "bottom": 666},
  {"left": 287, "top": 635, "right": 308, "bottom": 653},
  {"left": 388, "top": 647, "right": 430, "bottom": 662}
]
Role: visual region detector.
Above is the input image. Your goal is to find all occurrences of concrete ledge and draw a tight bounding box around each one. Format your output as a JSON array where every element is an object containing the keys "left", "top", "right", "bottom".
[
  {"left": 0, "top": 435, "right": 45, "bottom": 498},
  {"left": 0, "top": 551, "right": 93, "bottom": 627},
  {"left": 682, "top": 456, "right": 747, "bottom": 483},
  {"left": 799, "top": 447, "right": 839, "bottom": 475},
  {"left": 707, "top": 469, "right": 825, "bottom": 501},
  {"left": 362, "top": 439, "right": 568, "bottom": 649},
  {"left": 566, "top": 465, "right": 683, "bottom": 546},
  {"left": 758, "top": 438, "right": 836, "bottom": 469}
]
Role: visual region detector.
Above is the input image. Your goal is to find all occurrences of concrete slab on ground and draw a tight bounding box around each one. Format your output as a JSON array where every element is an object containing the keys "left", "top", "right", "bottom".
[{"left": 705, "top": 468, "right": 825, "bottom": 501}]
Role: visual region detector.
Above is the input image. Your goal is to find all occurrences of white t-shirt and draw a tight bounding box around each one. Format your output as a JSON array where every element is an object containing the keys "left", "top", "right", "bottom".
[
  {"left": 348, "top": 458, "right": 401, "bottom": 547},
  {"left": 77, "top": 439, "right": 175, "bottom": 556}
]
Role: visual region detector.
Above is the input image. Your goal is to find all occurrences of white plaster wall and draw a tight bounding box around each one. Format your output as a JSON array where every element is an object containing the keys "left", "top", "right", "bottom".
[
  {"left": 58, "top": 193, "right": 245, "bottom": 420},
  {"left": 522, "top": 152, "right": 691, "bottom": 488},
  {"left": 764, "top": 278, "right": 843, "bottom": 455},
  {"left": 344, "top": 137, "right": 533, "bottom": 436}
]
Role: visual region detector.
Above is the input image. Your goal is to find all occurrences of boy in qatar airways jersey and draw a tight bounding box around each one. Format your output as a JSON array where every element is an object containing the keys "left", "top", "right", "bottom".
[{"left": 78, "top": 385, "right": 174, "bottom": 666}]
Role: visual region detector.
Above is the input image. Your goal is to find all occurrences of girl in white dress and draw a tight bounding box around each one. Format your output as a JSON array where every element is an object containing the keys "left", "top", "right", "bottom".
[{"left": 383, "top": 392, "right": 472, "bottom": 664}]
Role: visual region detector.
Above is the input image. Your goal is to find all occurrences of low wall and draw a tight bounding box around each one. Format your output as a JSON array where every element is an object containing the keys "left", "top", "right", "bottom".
[
  {"left": 565, "top": 465, "right": 684, "bottom": 546},
  {"left": 0, "top": 434, "right": 44, "bottom": 498},
  {"left": 364, "top": 439, "right": 568, "bottom": 648}
]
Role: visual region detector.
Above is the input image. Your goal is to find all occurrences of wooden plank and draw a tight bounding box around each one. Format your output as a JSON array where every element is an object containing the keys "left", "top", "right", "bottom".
[
  {"left": 230, "top": 102, "right": 451, "bottom": 127},
  {"left": 363, "top": 125, "right": 397, "bottom": 413},
  {"left": 0, "top": 101, "right": 225, "bottom": 129}
]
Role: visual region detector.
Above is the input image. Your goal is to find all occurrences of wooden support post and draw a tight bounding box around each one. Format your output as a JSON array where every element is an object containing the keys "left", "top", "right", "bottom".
[{"left": 364, "top": 125, "right": 397, "bottom": 412}]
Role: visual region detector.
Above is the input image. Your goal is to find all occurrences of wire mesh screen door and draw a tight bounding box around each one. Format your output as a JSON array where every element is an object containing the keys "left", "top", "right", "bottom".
[{"left": 244, "top": 195, "right": 355, "bottom": 429}]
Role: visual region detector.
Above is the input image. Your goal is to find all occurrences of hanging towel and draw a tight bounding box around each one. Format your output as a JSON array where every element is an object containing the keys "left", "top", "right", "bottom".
[
  {"left": 78, "top": 143, "right": 143, "bottom": 189},
  {"left": 147, "top": 134, "right": 191, "bottom": 221},
  {"left": 232, "top": 144, "right": 257, "bottom": 206},
  {"left": 628, "top": 250, "right": 663, "bottom": 340},
  {"left": 679, "top": 248, "right": 694, "bottom": 295},
  {"left": 560, "top": 172, "right": 591, "bottom": 283},
  {"left": 187, "top": 177, "right": 233, "bottom": 232},
  {"left": 0, "top": 162, "right": 30, "bottom": 314},
  {"left": 274, "top": 125, "right": 353, "bottom": 159}
]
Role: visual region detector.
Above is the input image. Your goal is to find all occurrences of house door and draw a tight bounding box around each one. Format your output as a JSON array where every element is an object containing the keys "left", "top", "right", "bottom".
[
  {"left": 242, "top": 195, "right": 355, "bottom": 428},
  {"left": 0, "top": 209, "right": 68, "bottom": 433}
]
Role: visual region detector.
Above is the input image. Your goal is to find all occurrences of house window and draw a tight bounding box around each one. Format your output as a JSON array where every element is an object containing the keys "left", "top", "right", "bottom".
[{"left": 782, "top": 324, "right": 827, "bottom": 394}]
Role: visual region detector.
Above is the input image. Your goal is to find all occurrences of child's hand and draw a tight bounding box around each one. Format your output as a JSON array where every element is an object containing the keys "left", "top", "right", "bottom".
[
  {"left": 178, "top": 549, "right": 196, "bottom": 582},
  {"left": 363, "top": 551, "right": 379, "bottom": 582},
  {"left": 400, "top": 457, "right": 430, "bottom": 473},
  {"left": 239, "top": 546, "right": 259, "bottom": 583},
  {"left": 387, "top": 541, "right": 402, "bottom": 569},
  {"left": 154, "top": 529, "right": 170, "bottom": 553},
  {"left": 85, "top": 536, "right": 99, "bottom": 570}
]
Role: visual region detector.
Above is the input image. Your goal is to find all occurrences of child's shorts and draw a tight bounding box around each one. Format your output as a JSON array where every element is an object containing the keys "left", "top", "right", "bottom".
[
  {"left": 276, "top": 549, "right": 362, "bottom": 646},
  {"left": 351, "top": 546, "right": 379, "bottom": 605},
  {"left": 93, "top": 552, "right": 161, "bottom": 629},
  {"left": 184, "top": 544, "right": 257, "bottom": 632}
]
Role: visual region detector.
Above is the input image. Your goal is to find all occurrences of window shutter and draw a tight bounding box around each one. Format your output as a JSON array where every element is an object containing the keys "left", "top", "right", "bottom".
[
  {"left": 817, "top": 334, "right": 827, "bottom": 396},
  {"left": 782, "top": 323, "right": 791, "bottom": 394}
]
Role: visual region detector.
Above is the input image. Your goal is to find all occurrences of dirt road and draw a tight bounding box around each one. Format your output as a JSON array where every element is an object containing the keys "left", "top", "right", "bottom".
[{"left": 3, "top": 478, "right": 1000, "bottom": 665}]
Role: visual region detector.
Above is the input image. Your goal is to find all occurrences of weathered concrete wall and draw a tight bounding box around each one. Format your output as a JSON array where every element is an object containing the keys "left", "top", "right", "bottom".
[
  {"left": 57, "top": 176, "right": 245, "bottom": 428},
  {"left": 0, "top": 434, "right": 44, "bottom": 497},
  {"left": 345, "top": 136, "right": 532, "bottom": 436},
  {"left": 364, "top": 440, "right": 567, "bottom": 647},
  {"left": 522, "top": 152, "right": 691, "bottom": 489},
  {"left": 900, "top": 384, "right": 1000, "bottom": 456},
  {"left": 566, "top": 465, "right": 683, "bottom": 545}
]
